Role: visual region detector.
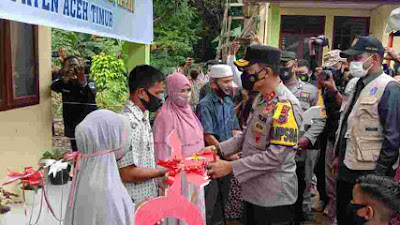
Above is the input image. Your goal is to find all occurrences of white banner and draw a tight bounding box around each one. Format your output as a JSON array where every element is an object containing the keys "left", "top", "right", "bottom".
[{"left": 0, "top": 0, "right": 153, "bottom": 44}]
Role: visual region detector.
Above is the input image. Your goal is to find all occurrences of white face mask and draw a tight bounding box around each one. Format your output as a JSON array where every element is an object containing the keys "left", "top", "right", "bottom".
[
  {"left": 174, "top": 92, "right": 191, "bottom": 106},
  {"left": 350, "top": 54, "right": 373, "bottom": 78}
]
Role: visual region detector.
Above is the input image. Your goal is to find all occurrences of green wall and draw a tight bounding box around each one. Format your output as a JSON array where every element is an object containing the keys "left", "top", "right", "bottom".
[
  {"left": 122, "top": 42, "right": 150, "bottom": 72},
  {"left": 268, "top": 4, "right": 281, "bottom": 47}
]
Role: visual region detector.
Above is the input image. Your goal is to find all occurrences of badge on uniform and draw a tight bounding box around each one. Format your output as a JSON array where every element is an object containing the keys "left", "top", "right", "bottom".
[
  {"left": 262, "top": 103, "right": 274, "bottom": 115},
  {"left": 299, "top": 91, "right": 310, "bottom": 102},
  {"left": 370, "top": 87, "right": 378, "bottom": 96},
  {"left": 270, "top": 101, "right": 299, "bottom": 147},
  {"left": 254, "top": 122, "right": 266, "bottom": 145}
]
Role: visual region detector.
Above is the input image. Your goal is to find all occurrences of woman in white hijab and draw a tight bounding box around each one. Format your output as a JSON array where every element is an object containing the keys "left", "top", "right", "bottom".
[{"left": 64, "top": 109, "right": 135, "bottom": 225}]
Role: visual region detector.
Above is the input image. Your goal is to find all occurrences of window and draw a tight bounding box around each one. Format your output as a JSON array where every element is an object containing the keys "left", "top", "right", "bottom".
[
  {"left": 0, "top": 19, "right": 39, "bottom": 111},
  {"left": 280, "top": 15, "right": 326, "bottom": 60},
  {"left": 333, "top": 16, "right": 370, "bottom": 50}
]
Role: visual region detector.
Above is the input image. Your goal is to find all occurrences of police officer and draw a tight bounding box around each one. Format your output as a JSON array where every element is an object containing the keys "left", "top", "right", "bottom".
[
  {"left": 334, "top": 36, "right": 400, "bottom": 225},
  {"left": 281, "top": 51, "right": 326, "bottom": 224},
  {"left": 200, "top": 45, "right": 302, "bottom": 225}
]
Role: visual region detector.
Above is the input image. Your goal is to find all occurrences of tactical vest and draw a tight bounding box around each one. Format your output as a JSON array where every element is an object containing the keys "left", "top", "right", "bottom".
[{"left": 339, "top": 74, "right": 394, "bottom": 170}]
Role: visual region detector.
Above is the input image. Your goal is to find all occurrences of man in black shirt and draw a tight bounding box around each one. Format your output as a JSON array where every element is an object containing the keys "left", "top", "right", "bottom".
[{"left": 51, "top": 56, "right": 97, "bottom": 151}]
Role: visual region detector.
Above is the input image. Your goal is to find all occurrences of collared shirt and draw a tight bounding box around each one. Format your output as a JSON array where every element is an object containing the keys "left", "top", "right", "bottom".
[
  {"left": 285, "top": 79, "right": 325, "bottom": 147},
  {"left": 118, "top": 101, "right": 157, "bottom": 204},
  {"left": 196, "top": 92, "right": 240, "bottom": 142},
  {"left": 337, "top": 70, "right": 400, "bottom": 181},
  {"left": 219, "top": 83, "right": 303, "bottom": 207}
]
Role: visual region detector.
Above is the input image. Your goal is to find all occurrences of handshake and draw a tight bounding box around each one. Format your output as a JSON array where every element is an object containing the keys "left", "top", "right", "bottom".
[{"left": 195, "top": 145, "right": 240, "bottom": 179}]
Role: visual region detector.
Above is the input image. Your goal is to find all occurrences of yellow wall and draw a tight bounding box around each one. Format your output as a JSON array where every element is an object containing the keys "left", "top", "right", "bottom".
[
  {"left": 371, "top": 5, "right": 400, "bottom": 52},
  {"left": 0, "top": 26, "right": 52, "bottom": 194}
]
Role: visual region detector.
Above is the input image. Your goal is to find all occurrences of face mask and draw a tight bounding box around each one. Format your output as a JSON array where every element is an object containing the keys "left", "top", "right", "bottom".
[
  {"left": 280, "top": 66, "right": 293, "bottom": 81},
  {"left": 298, "top": 73, "right": 310, "bottom": 82},
  {"left": 348, "top": 202, "right": 369, "bottom": 225},
  {"left": 350, "top": 55, "right": 373, "bottom": 78},
  {"left": 174, "top": 92, "right": 191, "bottom": 106},
  {"left": 140, "top": 89, "right": 163, "bottom": 112},
  {"left": 241, "top": 69, "right": 266, "bottom": 91}
]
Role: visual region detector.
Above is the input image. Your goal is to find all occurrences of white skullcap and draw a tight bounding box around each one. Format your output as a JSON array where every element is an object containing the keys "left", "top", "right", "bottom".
[{"left": 209, "top": 65, "right": 233, "bottom": 78}]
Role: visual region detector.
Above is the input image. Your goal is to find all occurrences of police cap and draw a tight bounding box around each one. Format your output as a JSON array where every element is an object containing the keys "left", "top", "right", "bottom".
[{"left": 235, "top": 45, "right": 281, "bottom": 68}]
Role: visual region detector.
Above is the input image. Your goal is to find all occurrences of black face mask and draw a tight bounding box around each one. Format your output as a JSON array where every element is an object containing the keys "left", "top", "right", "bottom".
[
  {"left": 279, "top": 66, "right": 293, "bottom": 81},
  {"left": 297, "top": 73, "right": 310, "bottom": 82},
  {"left": 241, "top": 69, "right": 266, "bottom": 91},
  {"left": 348, "top": 202, "right": 369, "bottom": 225},
  {"left": 140, "top": 89, "right": 163, "bottom": 112}
]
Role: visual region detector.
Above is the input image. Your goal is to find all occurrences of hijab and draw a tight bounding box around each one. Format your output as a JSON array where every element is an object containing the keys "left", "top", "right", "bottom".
[
  {"left": 153, "top": 73, "right": 204, "bottom": 161},
  {"left": 64, "top": 109, "right": 135, "bottom": 225}
]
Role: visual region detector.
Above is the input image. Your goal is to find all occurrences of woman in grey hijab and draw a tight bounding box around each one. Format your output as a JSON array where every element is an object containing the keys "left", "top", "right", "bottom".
[{"left": 64, "top": 109, "right": 135, "bottom": 225}]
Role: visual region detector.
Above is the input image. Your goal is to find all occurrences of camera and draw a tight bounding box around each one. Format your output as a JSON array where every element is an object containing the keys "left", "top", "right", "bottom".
[{"left": 319, "top": 67, "right": 335, "bottom": 81}]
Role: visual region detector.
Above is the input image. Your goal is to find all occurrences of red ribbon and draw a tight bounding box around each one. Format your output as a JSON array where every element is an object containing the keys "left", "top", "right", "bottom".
[
  {"left": 4, "top": 167, "right": 42, "bottom": 186},
  {"left": 157, "top": 157, "right": 207, "bottom": 186}
]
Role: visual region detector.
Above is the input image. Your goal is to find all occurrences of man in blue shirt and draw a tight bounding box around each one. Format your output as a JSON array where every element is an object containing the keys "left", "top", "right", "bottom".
[{"left": 197, "top": 64, "right": 242, "bottom": 225}]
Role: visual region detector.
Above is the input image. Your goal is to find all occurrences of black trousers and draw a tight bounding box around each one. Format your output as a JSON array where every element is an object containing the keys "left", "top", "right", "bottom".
[
  {"left": 242, "top": 201, "right": 295, "bottom": 225},
  {"left": 205, "top": 175, "right": 235, "bottom": 225},
  {"left": 315, "top": 134, "right": 328, "bottom": 205},
  {"left": 336, "top": 179, "right": 355, "bottom": 225},
  {"left": 294, "top": 161, "right": 306, "bottom": 224}
]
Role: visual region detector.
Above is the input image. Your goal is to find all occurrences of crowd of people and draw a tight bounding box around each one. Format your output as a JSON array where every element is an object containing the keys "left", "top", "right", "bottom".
[{"left": 52, "top": 36, "right": 400, "bottom": 225}]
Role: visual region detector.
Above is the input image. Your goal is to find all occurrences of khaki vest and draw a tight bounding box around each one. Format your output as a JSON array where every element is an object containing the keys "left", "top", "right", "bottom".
[{"left": 340, "top": 74, "right": 394, "bottom": 170}]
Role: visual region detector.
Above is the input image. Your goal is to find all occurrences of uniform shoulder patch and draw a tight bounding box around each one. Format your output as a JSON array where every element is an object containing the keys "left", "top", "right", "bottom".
[{"left": 270, "top": 101, "right": 299, "bottom": 147}]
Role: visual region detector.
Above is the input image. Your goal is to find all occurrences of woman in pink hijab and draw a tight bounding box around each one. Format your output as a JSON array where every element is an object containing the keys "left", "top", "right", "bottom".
[{"left": 153, "top": 73, "right": 206, "bottom": 225}]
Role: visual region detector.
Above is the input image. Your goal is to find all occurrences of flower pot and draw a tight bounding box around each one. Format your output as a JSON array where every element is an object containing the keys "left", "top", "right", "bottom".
[{"left": 49, "top": 165, "right": 70, "bottom": 185}]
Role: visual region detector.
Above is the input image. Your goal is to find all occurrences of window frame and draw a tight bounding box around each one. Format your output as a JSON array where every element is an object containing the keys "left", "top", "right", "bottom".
[{"left": 0, "top": 19, "right": 39, "bottom": 111}]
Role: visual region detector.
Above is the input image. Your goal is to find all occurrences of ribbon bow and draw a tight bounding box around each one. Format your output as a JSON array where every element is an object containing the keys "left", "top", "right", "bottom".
[
  {"left": 40, "top": 159, "right": 69, "bottom": 178},
  {"left": 157, "top": 157, "right": 207, "bottom": 186},
  {"left": 3, "top": 167, "right": 42, "bottom": 186}
]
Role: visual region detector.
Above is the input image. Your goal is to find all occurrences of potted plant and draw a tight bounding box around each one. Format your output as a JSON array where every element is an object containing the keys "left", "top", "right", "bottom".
[{"left": 41, "top": 149, "right": 71, "bottom": 185}]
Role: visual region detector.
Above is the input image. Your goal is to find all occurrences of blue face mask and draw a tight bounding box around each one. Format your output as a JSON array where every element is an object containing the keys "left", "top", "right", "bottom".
[{"left": 348, "top": 202, "right": 369, "bottom": 225}]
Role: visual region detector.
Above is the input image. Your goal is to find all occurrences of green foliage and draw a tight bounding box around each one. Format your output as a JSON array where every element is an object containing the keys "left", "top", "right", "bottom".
[
  {"left": 90, "top": 53, "right": 128, "bottom": 111},
  {"left": 151, "top": 0, "right": 201, "bottom": 72},
  {"left": 51, "top": 29, "right": 124, "bottom": 67}
]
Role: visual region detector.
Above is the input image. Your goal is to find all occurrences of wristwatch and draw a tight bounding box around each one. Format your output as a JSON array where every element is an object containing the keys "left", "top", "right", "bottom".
[{"left": 213, "top": 145, "right": 224, "bottom": 157}]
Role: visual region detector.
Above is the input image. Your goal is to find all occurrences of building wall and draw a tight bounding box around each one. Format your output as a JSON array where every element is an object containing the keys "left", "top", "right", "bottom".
[
  {"left": 0, "top": 26, "right": 52, "bottom": 193},
  {"left": 371, "top": 5, "right": 400, "bottom": 51},
  {"left": 122, "top": 42, "right": 151, "bottom": 73},
  {"left": 263, "top": 5, "right": 400, "bottom": 57}
]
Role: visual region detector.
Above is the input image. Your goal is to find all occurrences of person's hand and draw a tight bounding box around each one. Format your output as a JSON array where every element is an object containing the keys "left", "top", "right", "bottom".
[
  {"left": 157, "top": 176, "right": 168, "bottom": 196},
  {"left": 385, "top": 47, "right": 400, "bottom": 61},
  {"left": 73, "top": 59, "right": 85, "bottom": 82},
  {"left": 226, "top": 153, "right": 240, "bottom": 161},
  {"left": 157, "top": 168, "right": 168, "bottom": 178},
  {"left": 185, "top": 58, "right": 193, "bottom": 67},
  {"left": 297, "top": 136, "right": 311, "bottom": 150},
  {"left": 197, "top": 146, "right": 217, "bottom": 156},
  {"left": 231, "top": 41, "right": 241, "bottom": 56},
  {"left": 58, "top": 46, "right": 67, "bottom": 62},
  {"left": 317, "top": 70, "right": 337, "bottom": 92},
  {"left": 250, "top": 31, "right": 262, "bottom": 45},
  {"left": 207, "top": 159, "right": 232, "bottom": 179}
]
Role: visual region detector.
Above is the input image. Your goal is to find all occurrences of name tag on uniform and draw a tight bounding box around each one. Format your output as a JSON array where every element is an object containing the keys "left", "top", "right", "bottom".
[{"left": 270, "top": 101, "right": 299, "bottom": 147}]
